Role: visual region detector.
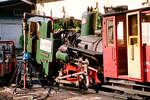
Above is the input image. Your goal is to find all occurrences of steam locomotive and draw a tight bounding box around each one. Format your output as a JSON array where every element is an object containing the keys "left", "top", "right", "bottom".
[{"left": 24, "top": 6, "right": 150, "bottom": 95}]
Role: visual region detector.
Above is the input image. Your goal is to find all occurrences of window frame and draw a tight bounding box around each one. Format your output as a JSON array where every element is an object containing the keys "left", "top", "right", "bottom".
[
  {"left": 106, "top": 18, "right": 114, "bottom": 46},
  {"left": 141, "top": 12, "right": 150, "bottom": 46},
  {"left": 117, "top": 21, "right": 125, "bottom": 45}
]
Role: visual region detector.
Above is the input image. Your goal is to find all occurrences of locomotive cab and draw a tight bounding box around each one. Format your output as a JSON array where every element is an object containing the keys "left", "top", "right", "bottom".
[
  {"left": 103, "top": 7, "right": 150, "bottom": 83},
  {"left": 26, "top": 16, "right": 61, "bottom": 77}
]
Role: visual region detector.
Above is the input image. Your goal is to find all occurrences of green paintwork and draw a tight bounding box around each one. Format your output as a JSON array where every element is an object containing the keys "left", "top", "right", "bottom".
[
  {"left": 27, "top": 23, "right": 32, "bottom": 53},
  {"left": 27, "top": 17, "right": 78, "bottom": 76},
  {"left": 19, "top": 34, "right": 24, "bottom": 49},
  {"left": 38, "top": 22, "right": 53, "bottom": 75},
  {"left": 27, "top": 38, "right": 32, "bottom": 53},
  {"left": 81, "top": 12, "right": 96, "bottom": 36},
  {"left": 36, "top": 40, "right": 41, "bottom": 64},
  {"left": 26, "top": 18, "right": 55, "bottom": 76},
  {"left": 56, "top": 51, "right": 67, "bottom": 62}
]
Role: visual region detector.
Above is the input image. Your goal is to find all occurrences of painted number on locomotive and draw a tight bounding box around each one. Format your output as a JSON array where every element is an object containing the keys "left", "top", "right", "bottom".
[{"left": 40, "top": 38, "right": 52, "bottom": 53}]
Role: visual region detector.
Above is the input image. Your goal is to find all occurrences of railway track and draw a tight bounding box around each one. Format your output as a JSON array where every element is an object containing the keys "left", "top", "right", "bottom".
[
  {"left": 56, "top": 84, "right": 148, "bottom": 100},
  {"left": 13, "top": 56, "right": 150, "bottom": 100},
  {"left": 10, "top": 71, "right": 150, "bottom": 100},
  {"left": 12, "top": 67, "right": 150, "bottom": 100}
]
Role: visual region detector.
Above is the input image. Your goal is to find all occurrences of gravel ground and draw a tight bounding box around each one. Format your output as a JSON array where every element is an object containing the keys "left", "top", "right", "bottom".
[{"left": 0, "top": 85, "right": 120, "bottom": 100}]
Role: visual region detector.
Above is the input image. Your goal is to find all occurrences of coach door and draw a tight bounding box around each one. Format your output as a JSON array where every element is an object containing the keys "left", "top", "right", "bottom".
[
  {"left": 103, "top": 16, "right": 118, "bottom": 78},
  {"left": 127, "top": 11, "right": 143, "bottom": 80}
]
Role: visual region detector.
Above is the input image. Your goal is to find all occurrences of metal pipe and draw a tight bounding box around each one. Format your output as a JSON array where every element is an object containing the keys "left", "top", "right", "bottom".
[
  {"left": 56, "top": 80, "right": 77, "bottom": 85},
  {"left": 88, "top": 66, "right": 98, "bottom": 72},
  {"left": 56, "top": 71, "right": 85, "bottom": 80},
  {"left": 84, "top": 59, "right": 89, "bottom": 87},
  {"left": 21, "top": 0, "right": 34, "bottom": 5},
  {"left": 23, "top": 13, "right": 27, "bottom": 88}
]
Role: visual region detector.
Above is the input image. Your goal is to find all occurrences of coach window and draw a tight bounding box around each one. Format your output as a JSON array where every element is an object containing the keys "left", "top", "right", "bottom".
[
  {"left": 141, "top": 13, "right": 150, "bottom": 45},
  {"left": 117, "top": 22, "right": 124, "bottom": 45},
  {"left": 107, "top": 19, "right": 114, "bottom": 46}
]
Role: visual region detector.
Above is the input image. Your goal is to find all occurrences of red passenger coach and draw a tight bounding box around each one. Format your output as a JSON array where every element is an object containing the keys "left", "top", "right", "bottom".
[{"left": 103, "top": 7, "right": 150, "bottom": 83}]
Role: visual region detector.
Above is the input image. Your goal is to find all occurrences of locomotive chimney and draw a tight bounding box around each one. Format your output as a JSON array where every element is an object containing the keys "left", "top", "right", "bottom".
[{"left": 81, "top": 12, "right": 96, "bottom": 36}]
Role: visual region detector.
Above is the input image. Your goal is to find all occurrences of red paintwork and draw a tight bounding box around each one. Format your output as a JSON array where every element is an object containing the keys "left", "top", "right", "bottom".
[
  {"left": 143, "top": 46, "right": 150, "bottom": 82},
  {"left": 139, "top": 12, "right": 144, "bottom": 81},
  {"left": 65, "top": 64, "right": 80, "bottom": 82},
  {"left": 65, "top": 64, "right": 101, "bottom": 85},
  {"left": 89, "top": 70, "right": 101, "bottom": 83},
  {"left": 103, "top": 16, "right": 118, "bottom": 78},
  {"left": 0, "top": 40, "right": 16, "bottom": 78},
  {"left": 103, "top": 11, "right": 145, "bottom": 82},
  {"left": 141, "top": 10, "right": 150, "bottom": 14}
]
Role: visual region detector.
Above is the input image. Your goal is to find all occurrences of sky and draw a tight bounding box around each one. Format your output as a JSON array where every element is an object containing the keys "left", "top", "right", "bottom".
[
  {"left": 37, "top": 0, "right": 104, "bottom": 19},
  {"left": 36, "top": 0, "right": 148, "bottom": 19}
]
